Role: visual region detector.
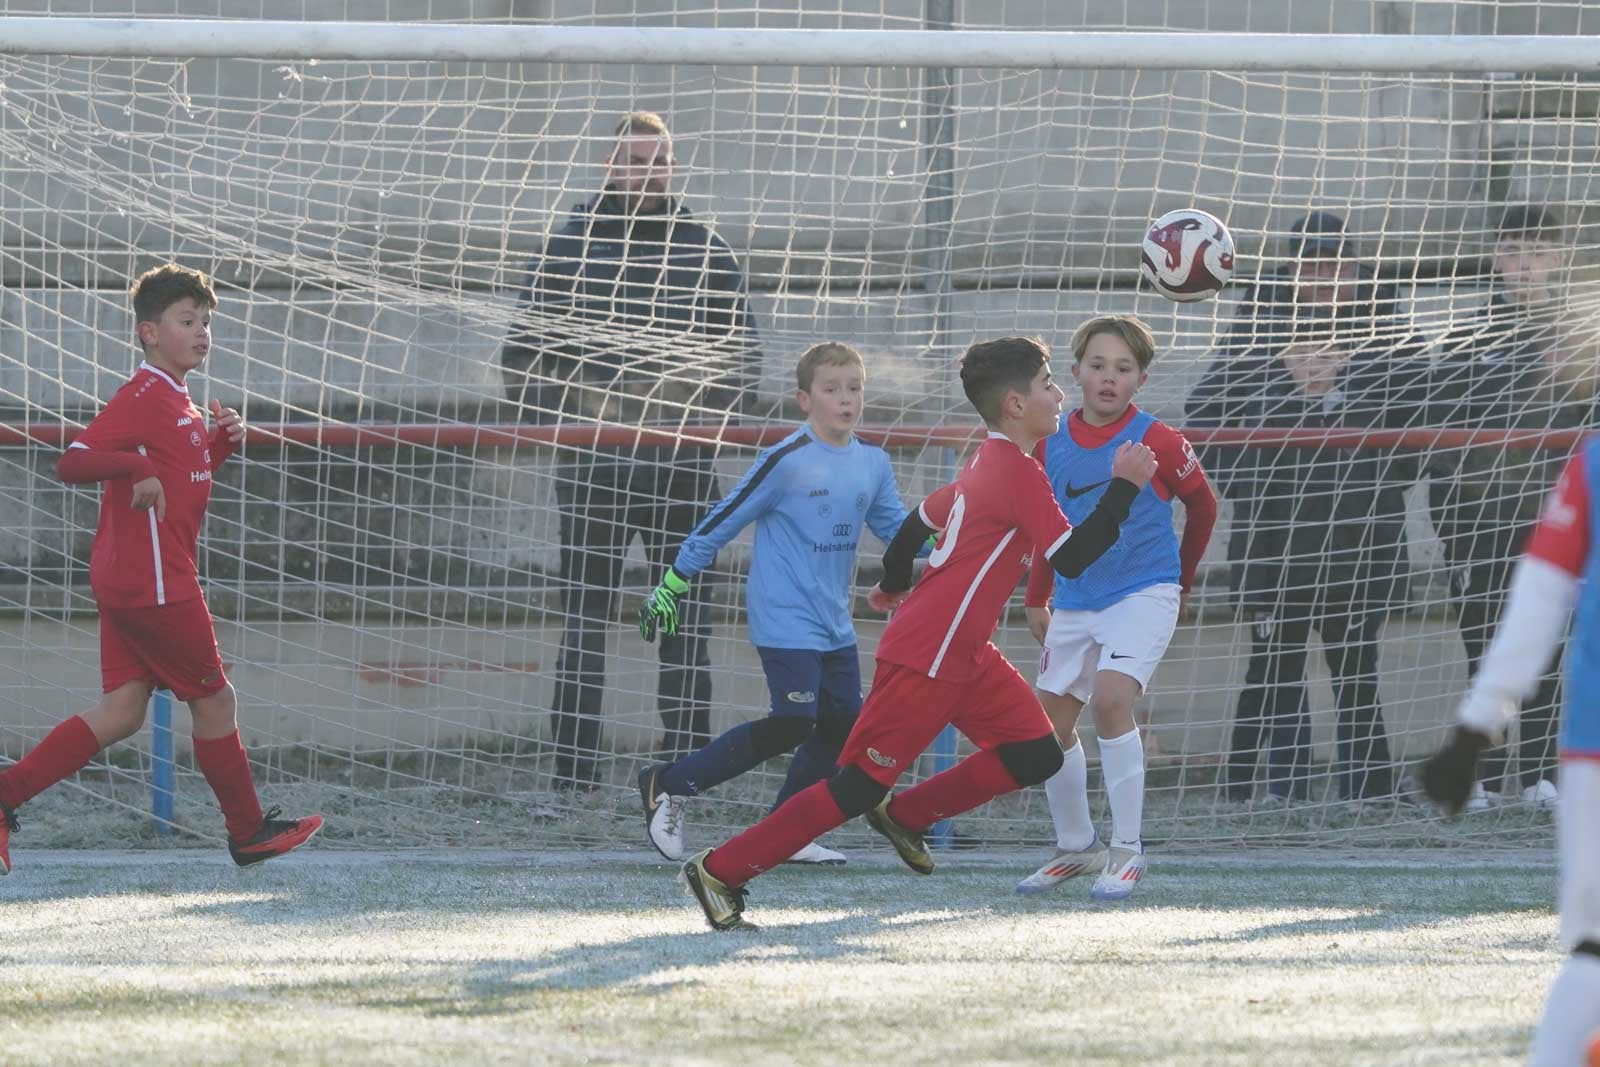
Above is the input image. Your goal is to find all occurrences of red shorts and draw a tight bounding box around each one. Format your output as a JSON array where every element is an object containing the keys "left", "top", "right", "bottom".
[
  {"left": 99, "top": 597, "right": 228, "bottom": 702},
  {"left": 839, "top": 649, "right": 1052, "bottom": 786}
]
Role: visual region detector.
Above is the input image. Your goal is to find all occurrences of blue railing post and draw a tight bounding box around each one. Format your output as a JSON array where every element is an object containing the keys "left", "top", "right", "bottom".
[{"left": 151, "top": 689, "right": 174, "bottom": 835}]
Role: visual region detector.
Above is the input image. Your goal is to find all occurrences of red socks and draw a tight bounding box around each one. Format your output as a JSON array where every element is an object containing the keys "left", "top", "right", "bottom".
[
  {"left": 193, "top": 731, "right": 264, "bottom": 843},
  {"left": 886, "top": 748, "right": 1020, "bottom": 832},
  {"left": 705, "top": 781, "right": 847, "bottom": 888},
  {"left": 0, "top": 719, "right": 265, "bottom": 845},
  {"left": 0, "top": 715, "right": 101, "bottom": 812}
]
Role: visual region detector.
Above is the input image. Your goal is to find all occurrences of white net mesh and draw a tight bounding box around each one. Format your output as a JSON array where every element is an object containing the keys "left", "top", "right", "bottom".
[{"left": 2, "top": 4, "right": 1598, "bottom": 849}]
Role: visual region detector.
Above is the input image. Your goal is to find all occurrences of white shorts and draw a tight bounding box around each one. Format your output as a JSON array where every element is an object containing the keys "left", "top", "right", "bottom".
[
  {"left": 1034, "top": 584, "right": 1181, "bottom": 703},
  {"left": 1559, "top": 758, "right": 1600, "bottom": 950}
]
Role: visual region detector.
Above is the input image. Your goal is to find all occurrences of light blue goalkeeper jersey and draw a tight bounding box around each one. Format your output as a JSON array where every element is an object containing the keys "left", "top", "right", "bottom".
[{"left": 673, "top": 426, "right": 911, "bottom": 651}]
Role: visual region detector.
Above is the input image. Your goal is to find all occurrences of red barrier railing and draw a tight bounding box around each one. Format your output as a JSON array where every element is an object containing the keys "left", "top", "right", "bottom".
[{"left": 0, "top": 422, "right": 1590, "bottom": 451}]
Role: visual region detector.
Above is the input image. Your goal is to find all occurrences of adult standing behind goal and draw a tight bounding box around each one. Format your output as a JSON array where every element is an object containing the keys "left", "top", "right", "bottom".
[
  {"left": 501, "top": 111, "right": 765, "bottom": 789},
  {"left": 1425, "top": 204, "right": 1584, "bottom": 812},
  {"left": 1187, "top": 212, "right": 1428, "bottom": 805}
]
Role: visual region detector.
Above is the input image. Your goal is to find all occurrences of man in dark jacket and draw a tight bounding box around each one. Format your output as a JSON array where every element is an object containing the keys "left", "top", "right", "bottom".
[
  {"left": 501, "top": 111, "right": 765, "bottom": 788},
  {"left": 1189, "top": 211, "right": 1428, "bottom": 804},
  {"left": 1426, "top": 203, "right": 1582, "bottom": 810}
]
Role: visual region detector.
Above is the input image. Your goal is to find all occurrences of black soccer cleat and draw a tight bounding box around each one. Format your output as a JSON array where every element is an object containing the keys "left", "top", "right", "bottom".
[{"left": 228, "top": 806, "right": 324, "bottom": 868}]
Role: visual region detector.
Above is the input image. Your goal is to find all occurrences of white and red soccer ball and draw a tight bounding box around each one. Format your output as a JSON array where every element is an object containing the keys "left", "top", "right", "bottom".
[{"left": 1139, "top": 208, "right": 1235, "bottom": 302}]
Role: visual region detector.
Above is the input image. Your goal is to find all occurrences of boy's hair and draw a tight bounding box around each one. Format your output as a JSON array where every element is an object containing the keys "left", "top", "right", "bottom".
[
  {"left": 796, "top": 341, "right": 866, "bottom": 392},
  {"left": 1070, "top": 314, "right": 1158, "bottom": 372},
  {"left": 960, "top": 336, "right": 1049, "bottom": 425},
  {"left": 613, "top": 110, "right": 671, "bottom": 141},
  {"left": 131, "top": 263, "right": 217, "bottom": 330}
]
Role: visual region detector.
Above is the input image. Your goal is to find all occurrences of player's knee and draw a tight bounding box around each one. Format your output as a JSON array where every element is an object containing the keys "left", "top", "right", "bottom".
[
  {"left": 827, "top": 764, "right": 889, "bottom": 819},
  {"left": 188, "top": 682, "right": 239, "bottom": 733},
  {"left": 747, "top": 714, "right": 814, "bottom": 761},
  {"left": 996, "top": 733, "right": 1064, "bottom": 787}
]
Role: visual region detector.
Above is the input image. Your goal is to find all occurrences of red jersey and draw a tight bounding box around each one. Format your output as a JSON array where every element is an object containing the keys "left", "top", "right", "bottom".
[
  {"left": 64, "top": 362, "right": 235, "bottom": 608},
  {"left": 875, "top": 433, "right": 1073, "bottom": 682},
  {"left": 1527, "top": 449, "right": 1591, "bottom": 577}
]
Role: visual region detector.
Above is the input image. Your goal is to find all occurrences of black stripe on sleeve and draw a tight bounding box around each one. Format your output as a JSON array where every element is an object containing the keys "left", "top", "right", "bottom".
[{"left": 691, "top": 433, "right": 813, "bottom": 540}]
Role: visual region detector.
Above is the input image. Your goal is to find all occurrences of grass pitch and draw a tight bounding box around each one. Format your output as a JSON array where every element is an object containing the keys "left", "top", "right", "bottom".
[{"left": 0, "top": 847, "right": 1557, "bottom": 1066}]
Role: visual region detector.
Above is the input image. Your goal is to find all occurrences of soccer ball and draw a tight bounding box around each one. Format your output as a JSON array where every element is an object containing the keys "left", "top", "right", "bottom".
[{"left": 1139, "top": 208, "right": 1235, "bottom": 302}]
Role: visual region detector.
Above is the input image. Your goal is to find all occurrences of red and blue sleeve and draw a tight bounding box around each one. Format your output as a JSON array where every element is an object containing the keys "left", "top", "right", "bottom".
[{"left": 1526, "top": 450, "right": 1592, "bottom": 578}]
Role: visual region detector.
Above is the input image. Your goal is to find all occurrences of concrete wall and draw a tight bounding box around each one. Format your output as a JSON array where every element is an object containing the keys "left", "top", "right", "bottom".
[{"left": 0, "top": 606, "right": 1470, "bottom": 763}]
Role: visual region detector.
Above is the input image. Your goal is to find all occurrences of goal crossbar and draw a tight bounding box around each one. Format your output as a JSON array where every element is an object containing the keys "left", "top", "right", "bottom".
[{"left": 0, "top": 18, "right": 1598, "bottom": 72}]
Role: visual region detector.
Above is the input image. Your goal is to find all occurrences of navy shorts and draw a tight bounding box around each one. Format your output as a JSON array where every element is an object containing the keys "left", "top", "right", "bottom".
[{"left": 755, "top": 646, "right": 863, "bottom": 723}]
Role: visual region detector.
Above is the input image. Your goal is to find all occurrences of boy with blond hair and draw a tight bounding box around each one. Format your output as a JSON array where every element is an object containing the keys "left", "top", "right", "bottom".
[{"left": 637, "top": 342, "right": 914, "bottom": 865}]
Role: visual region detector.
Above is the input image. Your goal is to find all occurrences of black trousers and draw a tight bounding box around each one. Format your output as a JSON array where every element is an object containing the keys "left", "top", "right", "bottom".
[
  {"left": 550, "top": 453, "right": 719, "bottom": 787},
  {"left": 1224, "top": 587, "right": 1397, "bottom": 801},
  {"left": 1450, "top": 552, "right": 1562, "bottom": 793}
]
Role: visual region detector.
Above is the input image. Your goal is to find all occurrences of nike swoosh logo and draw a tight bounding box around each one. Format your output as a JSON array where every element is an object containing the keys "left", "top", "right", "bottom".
[
  {"left": 1109, "top": 652, "right": 1135, "bottom": 660},
  {"left": 1062, "top": 479, "right": 1110, "bottom": 499}
]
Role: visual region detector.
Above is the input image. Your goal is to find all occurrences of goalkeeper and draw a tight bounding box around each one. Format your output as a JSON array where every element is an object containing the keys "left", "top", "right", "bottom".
[
  {"left": 1421, "top": 448, "right": 1600, "bottom": 1066},
  {"left": 637, "top": 342, "right": 918, "bottom": 866}
]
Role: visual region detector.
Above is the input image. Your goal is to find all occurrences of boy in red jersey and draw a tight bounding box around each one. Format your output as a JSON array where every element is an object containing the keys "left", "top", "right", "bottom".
[
  {"left": 0, "top": 264, "right": 321, "bottom": 875},
  {"left": 682, "top": 335, "right": 1156, "bottom": 930}
]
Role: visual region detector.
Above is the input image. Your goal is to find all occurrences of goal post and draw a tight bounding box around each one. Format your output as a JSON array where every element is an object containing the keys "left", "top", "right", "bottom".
[{"left": 2, "top": 15, "right": 1598, "bottom": 849}]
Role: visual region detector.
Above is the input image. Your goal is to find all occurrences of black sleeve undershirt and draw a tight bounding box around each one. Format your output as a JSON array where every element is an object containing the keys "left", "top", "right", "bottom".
[
  {"left": 877, "top": 478, "right": 1140, "bottom": 595},
  {"left": 1045, "top": 478, "right": 1138, "bottom": 579}
]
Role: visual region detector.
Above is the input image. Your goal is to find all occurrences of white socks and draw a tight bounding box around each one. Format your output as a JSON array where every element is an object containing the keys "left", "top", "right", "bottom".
[
  {"left": 1044, "top": 739, "right": 1096, "bottom": 851},
  {"left": 1098, "top": 729, "right": 1146, "bottom": 851},
  {"left": 1529, "top": 953, "right": 1600, "bottom": 1067},
  {"left": 1043, "top": 733, "right": 1146, "bottom": 852}
]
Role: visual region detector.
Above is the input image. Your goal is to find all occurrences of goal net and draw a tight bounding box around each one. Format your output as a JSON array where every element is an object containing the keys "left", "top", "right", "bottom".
[{"left": 2, "top": 5, "right": 1597, "bottom": 850}]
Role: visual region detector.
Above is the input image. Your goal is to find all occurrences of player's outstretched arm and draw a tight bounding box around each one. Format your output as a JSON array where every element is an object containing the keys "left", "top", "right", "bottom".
[
  {"left": 1045, "top": 441, "right": 1156, "bottom": 580},
  {"left": 1422, "top": 556, "right": 1577, "bottom": 813},
  {"left": 1424, "top": 452, "right": 1589, "bottom": 814},
  {"left": 637, "top": 439, "right": 792, "bottom": 640}
]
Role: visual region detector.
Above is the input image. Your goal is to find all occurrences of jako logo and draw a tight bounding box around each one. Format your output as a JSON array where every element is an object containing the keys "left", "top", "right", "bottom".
[
  {"left": 786, "top": 691, "right": 815, "bottom": 703},
  {"left": 175, "top": 416, "right": 193, "bottom": 427},
  {"left": 867, "top": 747, "right": 896, "bottom": 768}
]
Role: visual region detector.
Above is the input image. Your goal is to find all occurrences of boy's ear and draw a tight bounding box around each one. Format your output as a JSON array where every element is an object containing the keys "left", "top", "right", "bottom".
[
  {"left": 135, "top": 320, "right": 155, "bottom": 348},
  {"left": 795, "top": 387, "right": 812, "bottom": 414}
]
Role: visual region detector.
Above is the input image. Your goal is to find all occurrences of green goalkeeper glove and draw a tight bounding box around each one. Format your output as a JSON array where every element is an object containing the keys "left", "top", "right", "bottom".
[{"left": 639, "top": 567, "right": 691, "bottom": 643}]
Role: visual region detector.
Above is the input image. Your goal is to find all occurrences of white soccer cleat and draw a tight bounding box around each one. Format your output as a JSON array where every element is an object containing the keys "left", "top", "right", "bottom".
[
  {"left": 784, "top": 841, "right": 847, "bottom": 866},
  {"left": 1015, "top": 841, "right": 1107, "bottom": 896},
  {"left": 1090, "top": 843, "right": 1147, "bottom": 902},
  {"left": 1521, "top": 779, "right": 1558, "bottom": 810},
  {"left": 638, "top": 763, "right": 687, "bottom": 861}
]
